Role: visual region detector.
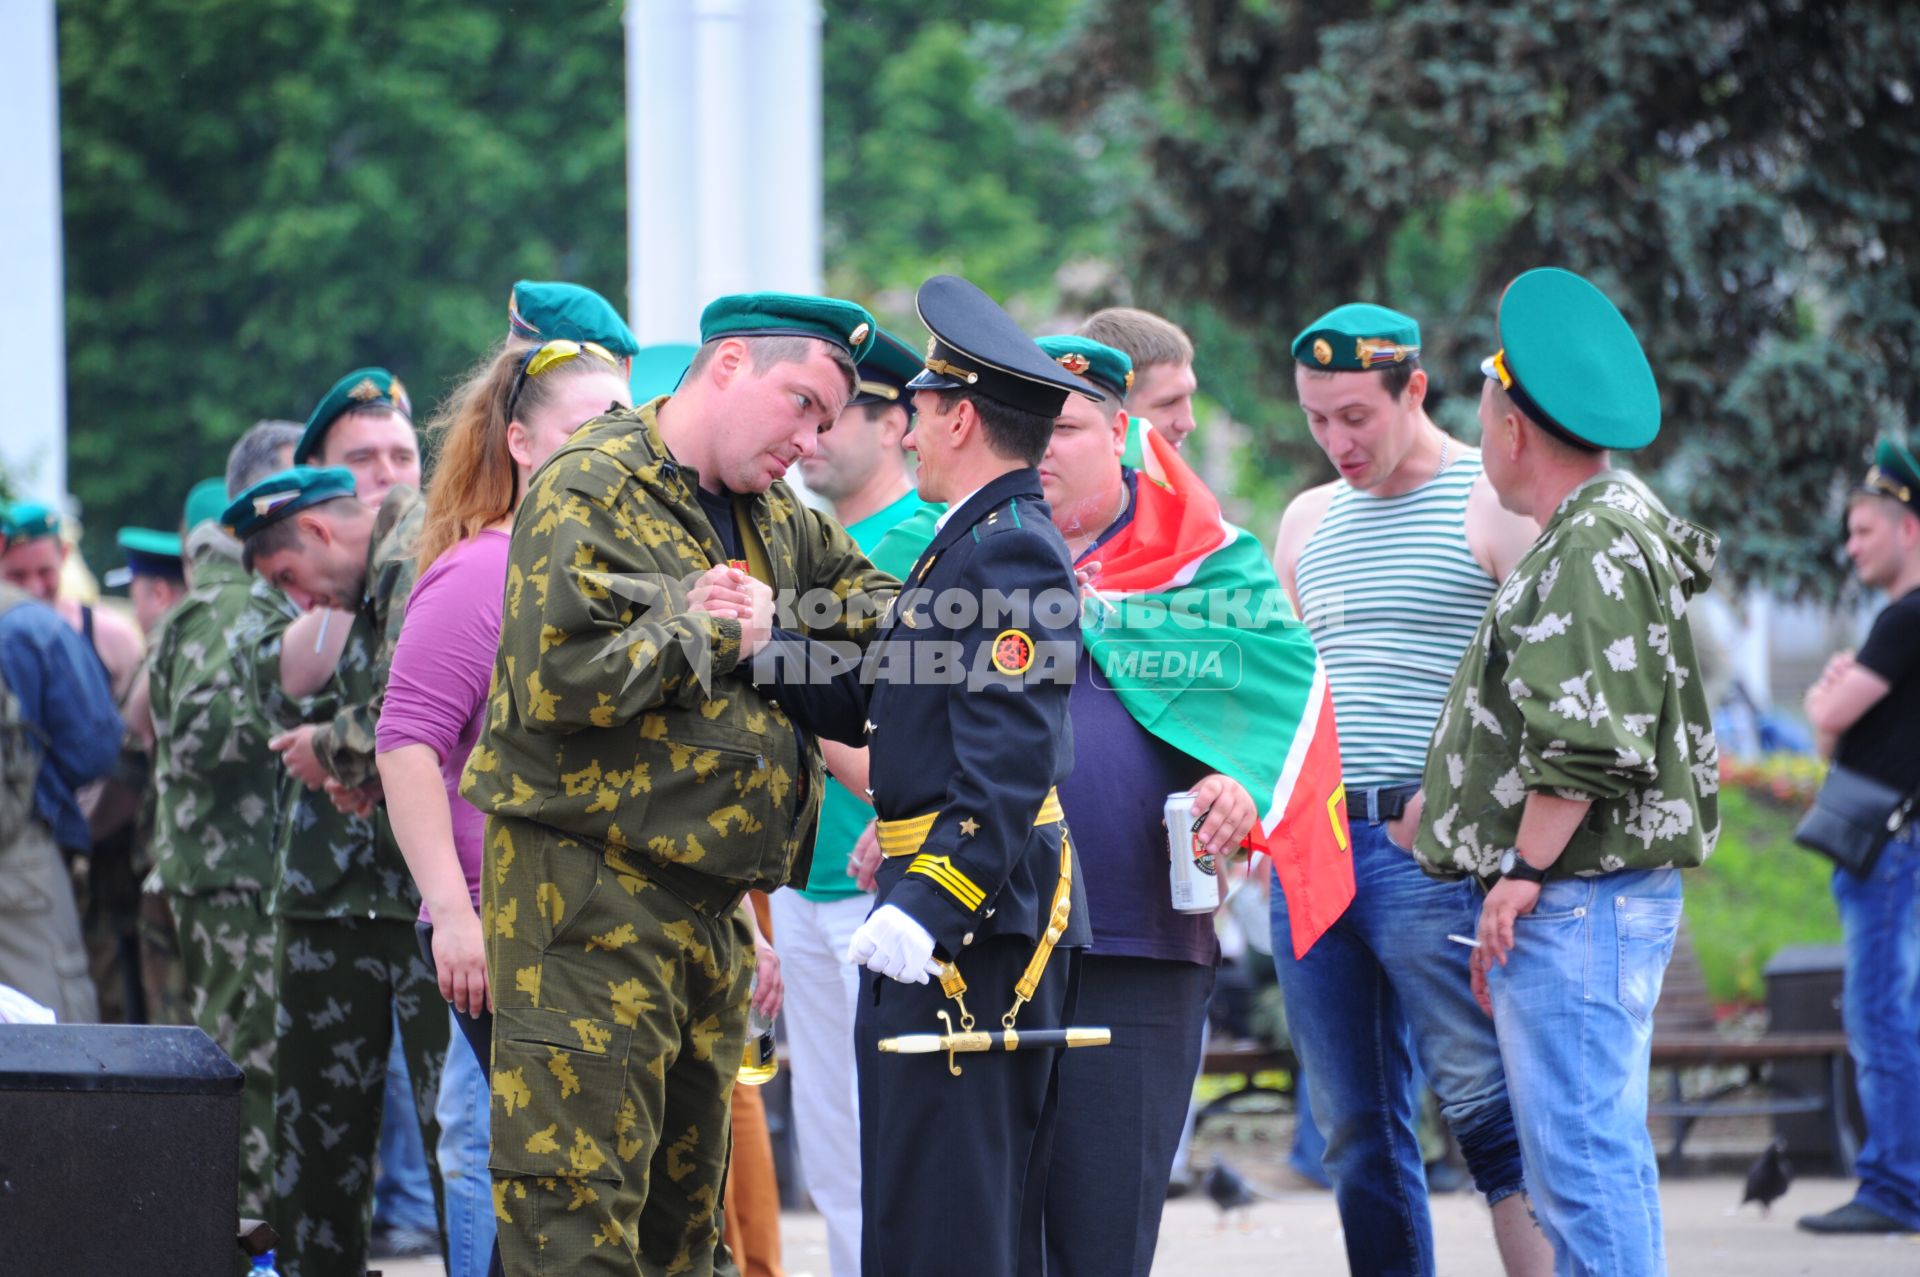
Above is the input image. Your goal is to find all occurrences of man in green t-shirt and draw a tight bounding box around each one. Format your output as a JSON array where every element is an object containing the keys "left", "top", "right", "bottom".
[{"left": 776, "top": 325, "right": 935, "bottom": 1277}]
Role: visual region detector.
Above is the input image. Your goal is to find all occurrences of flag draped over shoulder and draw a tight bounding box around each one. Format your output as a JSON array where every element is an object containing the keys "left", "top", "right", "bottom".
[{"left": 1085, "top": 425, "right": 1353, "bottom": 957}]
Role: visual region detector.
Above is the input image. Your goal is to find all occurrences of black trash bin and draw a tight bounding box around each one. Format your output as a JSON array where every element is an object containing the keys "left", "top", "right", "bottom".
[
  {"left": 0, "top": 1024, "right": 243, "bottom": 1276},
  {"left": 1764, "top": 944, "right": 1864, "bottom": 1171}
]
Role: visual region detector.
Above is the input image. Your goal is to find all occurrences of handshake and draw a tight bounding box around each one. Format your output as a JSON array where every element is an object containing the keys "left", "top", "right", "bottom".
[{"left": 688, "top": 564, "right": 776, "bottom": 658}]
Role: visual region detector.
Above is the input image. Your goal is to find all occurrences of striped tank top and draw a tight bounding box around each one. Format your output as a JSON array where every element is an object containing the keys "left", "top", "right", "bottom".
[{"left": 1295, "top": 453, "right": 1496, "bottom": 787}]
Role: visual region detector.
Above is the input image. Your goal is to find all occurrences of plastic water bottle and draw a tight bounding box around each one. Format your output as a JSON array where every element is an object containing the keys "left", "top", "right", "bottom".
[{"left": 251, "top": 1251, "right": 283, "bottom": 1276}]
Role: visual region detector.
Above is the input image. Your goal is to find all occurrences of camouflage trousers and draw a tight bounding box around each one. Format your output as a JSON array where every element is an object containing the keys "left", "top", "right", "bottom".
[
  {"left": 272, "top": 913, "right": 449, "bottom": 1277},
  {"left": 137, "top": 885, "right": 192, "bottom": 1028},
  {"left": 484, "top": 816, "right": 753, "bottom": 1277},
  {"left": 170, "top": 887, "right": 278, "bottom": 1218}
]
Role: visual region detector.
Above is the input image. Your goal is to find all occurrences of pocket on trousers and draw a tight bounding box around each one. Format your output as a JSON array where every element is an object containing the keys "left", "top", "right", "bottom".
[
  {"left": 488, "top": 1005, "right": 632, "bottom": 1183},
  {"left": 539, "top": 843, "right": 608, "bottom": 955},
  {"left": 1615, "top": 894, "right": 1682, "bottom": 1024}
]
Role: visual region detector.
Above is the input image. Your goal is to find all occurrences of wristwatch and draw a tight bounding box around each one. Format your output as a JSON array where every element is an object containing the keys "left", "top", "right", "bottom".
[{"left": 1498, "top": 848, "right": 1549, "bottom": 884}]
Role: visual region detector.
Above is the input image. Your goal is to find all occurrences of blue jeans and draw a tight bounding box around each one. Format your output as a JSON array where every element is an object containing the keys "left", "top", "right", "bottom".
[
  {"left": 1271, "top": 819, "right": 1524, "bottom": 1277},
  {"left": 374, "top": 1007, "right": 441, "bottom": 1235},
  {"left": 438, "top": 1006, "right": 498, "bottom": 1277},
  {"left": 1831, "top": 830, "right": 1920, "bottom": 1229},
  {"left": 1485, "top": 868, "right": 1682, "bottom": 1277}
]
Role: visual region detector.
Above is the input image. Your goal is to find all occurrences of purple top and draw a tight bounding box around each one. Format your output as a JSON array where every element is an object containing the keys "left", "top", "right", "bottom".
[
  {"left": 376, "top": 529, "right": 510, "bottom": 923},
  {"left": 1058, "top": 473, "right": 1217, "bottom": 966}
]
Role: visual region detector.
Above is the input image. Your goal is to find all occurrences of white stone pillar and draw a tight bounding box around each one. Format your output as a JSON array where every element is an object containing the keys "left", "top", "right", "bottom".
[
  {"left": 626, "top": 0, "right": 824, "bottom": 344},
  {"left": 0, "top": 1, "right": 67, "bottom": 507}
]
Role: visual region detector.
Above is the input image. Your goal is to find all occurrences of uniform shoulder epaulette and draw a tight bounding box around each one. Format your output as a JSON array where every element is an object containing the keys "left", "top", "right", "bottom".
[{"left": 970, "top": 499, "right": 1029, "bottom": 542}]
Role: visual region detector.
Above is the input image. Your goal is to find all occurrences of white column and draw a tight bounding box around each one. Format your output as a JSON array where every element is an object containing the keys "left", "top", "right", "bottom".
[
  {"left": 0, "top": 1, "right": 67, "bottom": 507},
  {"left": 626, "top": 0, "right": 823, "bottom": 343}
]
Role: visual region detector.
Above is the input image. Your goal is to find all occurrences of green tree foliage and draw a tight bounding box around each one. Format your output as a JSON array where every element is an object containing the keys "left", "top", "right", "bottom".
[
  {"left": 1022, "top": 0, "right": 1920, "bottom": 591},
  {"left": 58, "top": 0, "right": 627, "bottom": 565},
  {"left": 822, "top": 3, "right": 1128, "bottom": 319}
]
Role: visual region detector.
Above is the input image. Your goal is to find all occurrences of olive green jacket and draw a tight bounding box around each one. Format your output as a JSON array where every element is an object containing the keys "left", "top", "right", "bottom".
[
  {"left": 462, "top": 399, "right": 897, "bottom": 893},
  {"left": 311, "top": 490, "right": 425, "bottom": 789},
  {"left": 147, "top": 533, "right": 280, "bottom": 893}
]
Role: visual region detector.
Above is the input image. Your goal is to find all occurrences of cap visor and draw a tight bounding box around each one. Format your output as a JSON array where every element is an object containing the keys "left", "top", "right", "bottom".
[
  {"left": 103, "top": 568, "right": 133, "bottom": 589},
  {"left": 905, "top": 368, "right": 962, "bottom": 392},
  {"left": 1480, "top": 355, "right": 1500, "bottom": 380}
]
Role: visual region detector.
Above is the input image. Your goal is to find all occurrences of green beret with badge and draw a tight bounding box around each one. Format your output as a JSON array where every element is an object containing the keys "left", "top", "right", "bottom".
[
  {"left": 1, "top": 500, "right": 61, "bottom": 544},
  {"left": 699, "top": 292, "right": 878, "bottom": 365},
  {"left": 108, "top": 527, "right": 185, "bottom": 586},
  {"left": 1037, "top": 335, "right": 1134, "bottom": 403},
  {"left": 1292, "top": 303, "right": 1422, "bottom": 371},
  {"left": 905, "top": 274, "right": 1103, "bottom": 416},
  {"left": 1481, "top": 267, "right": 1660, "bottom": 452},
  {"left": 221, "top": 466, "right": 358, "bottom": 540},
  {"left": 182, "top": 477, "right": 229, "bottom": 535},
  {"left": 1857, "top": 438, "right": 1920, "bottom": 516},
  {"left": 851, "top": 326, "right": 928, "bottom": 411},
  {"left": 509, "top": 280, "right": 640, "bottom": 358},
  {"left": 294, "top": 367, "right": 412, "bottom": 465}
]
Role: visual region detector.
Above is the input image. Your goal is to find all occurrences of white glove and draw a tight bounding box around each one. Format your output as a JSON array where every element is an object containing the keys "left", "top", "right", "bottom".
[{"left": 845, "top": 904, "right": 943, "bottom": 984}]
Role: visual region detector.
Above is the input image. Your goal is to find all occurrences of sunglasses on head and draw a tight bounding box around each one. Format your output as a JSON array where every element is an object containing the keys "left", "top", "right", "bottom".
[{"left": 507, "top": 339, "right": 620, "bottom": 420}]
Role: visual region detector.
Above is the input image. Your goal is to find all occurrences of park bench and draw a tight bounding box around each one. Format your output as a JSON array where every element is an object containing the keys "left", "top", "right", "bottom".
[
  {"left": 1647, "top": 920, "right": 1856, "bottom": 1171},
  {"left": 1195, "top": 1038, "right": 1298, "bottom": 1129}
]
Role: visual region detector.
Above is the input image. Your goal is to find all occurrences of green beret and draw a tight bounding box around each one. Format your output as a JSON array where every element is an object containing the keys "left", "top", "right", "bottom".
[
  {"left": 851, "top": 327, "right": 927, "bottom": 409},
  {"left": 509, "top": 280, "right": 640, "bottom": 358},
  {"left": 295, "top": 368, "right": 412, "bottom": 464},
  {"left": 1292, "top": 303, "right": 1422, "bottom": 371},
  {"left": 1482, "top": 268, "right": 1659, "bottom": 451},
  {"left": 221, "top": 466, "right": 357, "bottom": 540},
  {"left": 630, "top": 343, "right": 698, "bottom": 402},
  {"left": 699, "top": 292, "right": 878, "bottom": 365},
  {"left": 1, "top": 501, "right": 60, "bottom": 544},
  {"left": 182, "top": 477, "right": 229, "bottom": 534},
  {"left": 1037, "top": 335, "right": 1134, "bottom": 403},
  {"left": 1858, "top": 438, "right": 1920, "bottom": 515},
  {"left": 109, "top": 527, "right": 185, "bottom": 585}
]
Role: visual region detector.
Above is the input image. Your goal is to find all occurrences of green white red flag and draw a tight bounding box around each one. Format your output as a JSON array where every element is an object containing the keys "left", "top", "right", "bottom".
[{"left": 1086, "top": 424, "right": 1354, "bottom": 957}]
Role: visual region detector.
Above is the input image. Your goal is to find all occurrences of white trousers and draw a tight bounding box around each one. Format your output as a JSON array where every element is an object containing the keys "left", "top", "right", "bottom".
[{"left": 770, "top": 889, "right": 871, "bottom": 1277}]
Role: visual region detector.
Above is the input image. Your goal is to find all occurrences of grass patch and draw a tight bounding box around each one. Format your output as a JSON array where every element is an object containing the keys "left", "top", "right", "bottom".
[{"left": 1686, "top": 785, "right": 1842, "bottom": 1005}]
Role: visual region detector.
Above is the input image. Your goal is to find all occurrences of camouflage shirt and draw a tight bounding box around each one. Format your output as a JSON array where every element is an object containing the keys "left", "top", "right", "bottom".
[
  {"left": 147, "top": 531, "right": 280, "bottom": 894},
  {"left": 1414, "top": 472, "right": 1721, "bottom": 882},
  {"left": 461, "top": 398, "right": 897, "bottom": 893},
  {"left": 310, "top": 489, "right": 425, "bottom": 789},
  {"left": 245, "top": 564, "right": 418, "bottom": 922}
]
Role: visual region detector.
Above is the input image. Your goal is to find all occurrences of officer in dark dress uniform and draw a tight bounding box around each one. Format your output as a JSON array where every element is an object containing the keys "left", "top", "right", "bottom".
[{"left": 751, "top": 274, "right": 1104, "bottom": 1276}]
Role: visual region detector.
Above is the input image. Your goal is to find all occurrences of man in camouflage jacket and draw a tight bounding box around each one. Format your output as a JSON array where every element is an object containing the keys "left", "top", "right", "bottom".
[
  {"left": 463, "top": 294, "right": 896, "bottom": 1276},
  {"left": 226, "top": 466, "right": 446, "bottom": 1277}
]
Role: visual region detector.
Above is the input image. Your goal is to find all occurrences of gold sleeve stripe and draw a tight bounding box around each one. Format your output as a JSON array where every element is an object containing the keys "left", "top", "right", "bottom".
[{"left": 905, "top": 854, "right": 987, "bottom": 912}]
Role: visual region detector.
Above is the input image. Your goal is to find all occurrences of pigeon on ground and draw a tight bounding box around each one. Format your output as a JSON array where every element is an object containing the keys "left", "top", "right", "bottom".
[
  {"left": 1204, "top": 1158, "right": 1260, "bottom": 1230},
  {"left": 1742, "top": 1137, "right": 1792, "bottom": 1217}
]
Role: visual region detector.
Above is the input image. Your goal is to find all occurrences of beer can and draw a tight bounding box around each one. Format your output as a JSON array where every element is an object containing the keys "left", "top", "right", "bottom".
[{"left": 1166, "top": 790, "right": 1220, "bottom": 913}]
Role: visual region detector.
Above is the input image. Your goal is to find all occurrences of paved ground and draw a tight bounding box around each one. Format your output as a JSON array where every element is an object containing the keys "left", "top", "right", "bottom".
[{"left": 374, "top": 1176, "right": 1920, "bottom": 1276}]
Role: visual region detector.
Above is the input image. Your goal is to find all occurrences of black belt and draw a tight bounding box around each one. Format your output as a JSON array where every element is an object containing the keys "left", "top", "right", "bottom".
[{"left": 1354, "top": 783, "right": 1420, "bottom": 824}]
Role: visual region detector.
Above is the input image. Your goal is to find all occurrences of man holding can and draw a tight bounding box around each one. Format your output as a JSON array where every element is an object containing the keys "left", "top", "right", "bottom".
[{"left": 1028, "top": 333, "right": 1345, "bottom": 1275}]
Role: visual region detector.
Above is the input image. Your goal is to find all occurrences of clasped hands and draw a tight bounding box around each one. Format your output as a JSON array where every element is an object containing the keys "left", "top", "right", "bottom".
[{"left": 688, "top": 565, "right": 775, "bottom": 657}]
